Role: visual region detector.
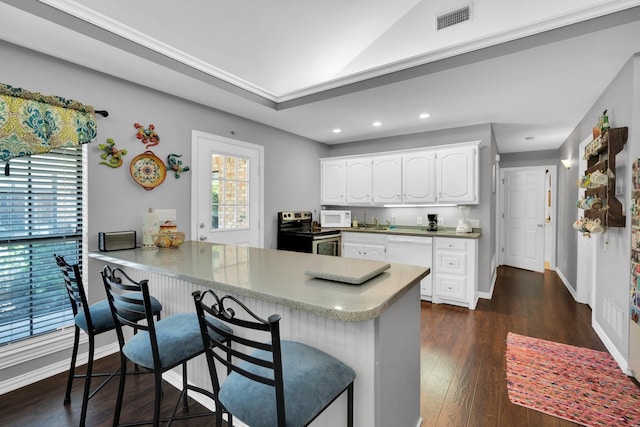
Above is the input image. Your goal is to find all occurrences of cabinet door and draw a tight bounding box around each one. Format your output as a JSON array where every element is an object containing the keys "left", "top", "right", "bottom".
[
  {"left": 436, "top": 146, "right": 478, "bottom": 204},
  {"left": 346, "top": 158, "right": 373, "bottom": 204},
  {"left": 363, "top": 244, "right": 386, "bottom": 261},
  {"left": 342, "top": 242, "right": 362, "bottom": 259},
  {"left": 372, "top": 156, "right": 402, "bottom": 204},
  {"left": 403, "top": 151, "right": 436, "bottom": 203},
  {"left": 321, "top": 160, "right": 346, "bottom": 205}
]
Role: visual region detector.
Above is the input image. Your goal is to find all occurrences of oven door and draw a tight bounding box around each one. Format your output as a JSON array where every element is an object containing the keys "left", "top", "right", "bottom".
[{"left": 312, "top": 234, "right": 341, "bottom": 256}]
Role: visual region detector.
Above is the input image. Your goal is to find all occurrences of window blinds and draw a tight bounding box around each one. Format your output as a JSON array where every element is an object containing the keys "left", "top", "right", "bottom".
[{"left": 0, "top": 147, "right": 83, "bottom": 345}]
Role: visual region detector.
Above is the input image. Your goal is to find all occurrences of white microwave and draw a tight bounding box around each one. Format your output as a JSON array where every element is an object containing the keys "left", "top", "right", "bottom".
[{"left": 320, "top": 210, "right": 351, "bottom": 228}]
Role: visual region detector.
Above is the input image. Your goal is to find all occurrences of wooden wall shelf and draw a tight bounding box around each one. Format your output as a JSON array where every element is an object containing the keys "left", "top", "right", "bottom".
[{"left": 583, "top": 127, "right": 627, "bottom": 228}]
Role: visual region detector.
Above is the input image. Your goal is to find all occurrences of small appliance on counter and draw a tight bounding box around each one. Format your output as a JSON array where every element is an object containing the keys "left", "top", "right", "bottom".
[
  {"left": 427, "top": 214, "right": 438, "bottom": 231},
  {"left": 456, "top": 206, "right": 472, "bottom": 233},
  {"left": 320, "top": 210, "right": 352, "bottom": 228}
]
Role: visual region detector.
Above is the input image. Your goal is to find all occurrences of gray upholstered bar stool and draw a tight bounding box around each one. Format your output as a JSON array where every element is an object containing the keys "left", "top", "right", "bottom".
[
  {"left": 193, "top": 289, "right": 356, "bottom": 427},
  {"left": 101, "top": 266, "right": 232, "bottom": 427},
  {"left": 54, "top": 254, "right": 162, "bottom": 427}
]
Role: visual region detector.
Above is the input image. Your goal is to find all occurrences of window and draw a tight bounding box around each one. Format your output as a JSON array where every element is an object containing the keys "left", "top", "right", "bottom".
[
  {"left": 0, "top": 147, "right": 84, "bottom": 345},
  {"left": 210, "top": 154, "right": 249, "bottom": 230}
]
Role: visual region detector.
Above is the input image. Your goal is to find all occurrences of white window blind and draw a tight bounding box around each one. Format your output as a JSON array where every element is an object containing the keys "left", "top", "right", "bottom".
[{"left": 0, "top": 148, "right": 83, "bottom": 345}]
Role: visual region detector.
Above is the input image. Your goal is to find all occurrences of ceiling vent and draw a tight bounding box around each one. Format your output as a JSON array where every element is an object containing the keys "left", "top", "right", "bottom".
[{"left": 437, "top": 4, "right": 472, "bottom": 31}]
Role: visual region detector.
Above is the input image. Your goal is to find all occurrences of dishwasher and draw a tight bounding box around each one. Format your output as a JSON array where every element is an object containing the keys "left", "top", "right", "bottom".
[{"left": 386, "top": 235, "right": 433, "bottom": 300}]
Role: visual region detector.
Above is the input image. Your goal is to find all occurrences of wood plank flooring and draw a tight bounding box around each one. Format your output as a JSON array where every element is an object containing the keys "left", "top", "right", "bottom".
[
  {"left": 0, "top": 354, "right": 223, "bottom": 427},
  {"left": 0, "top": 266, "right": 609, "bottom": 426},
  {"left": 421, "top": 266, "right": 607, "bottom": 427}
]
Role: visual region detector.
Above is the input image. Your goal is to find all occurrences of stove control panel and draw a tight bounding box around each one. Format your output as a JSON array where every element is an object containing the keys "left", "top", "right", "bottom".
[{"left": 279, "top": 211, "right": 311, "bottom": 221}]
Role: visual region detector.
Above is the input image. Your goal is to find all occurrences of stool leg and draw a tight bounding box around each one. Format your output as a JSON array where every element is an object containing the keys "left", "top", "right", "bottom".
[
  {"left": 112, "top": 355, "right": 128, "bottom": 427},
  {"left": 79, "top": 335, "right": 95, "bottom": 427},
  {"left": 153, "top": 370, "right": 163, "bottom": 427},
  {"left": 182, "top": 362, "right": 189, "bottom": 413},
  {"left": 347, "top": 382, "right": 354, "bottom": 427},
  {"left": 64, "top": 326, "right": 80, "bottom": 405}
]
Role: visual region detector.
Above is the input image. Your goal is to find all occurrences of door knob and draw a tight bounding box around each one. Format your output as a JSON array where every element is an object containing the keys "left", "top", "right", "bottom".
[{"left": 199, "top": 235, "right": 207, "bottom": 241}]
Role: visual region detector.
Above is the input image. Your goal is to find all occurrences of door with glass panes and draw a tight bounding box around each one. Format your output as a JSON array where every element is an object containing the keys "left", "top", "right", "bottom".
[{"left": 192, "top": 131, "right": 263, "bottom": 247}]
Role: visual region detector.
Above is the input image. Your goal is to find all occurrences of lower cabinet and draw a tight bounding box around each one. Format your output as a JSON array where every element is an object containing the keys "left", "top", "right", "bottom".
[
  {"left": 342, "top": 232, "right": 386, "bottom": 261},
  {"left": 342, "top": 232, "right": 478, "bottom": 309},
  {"left": 433, "top": 237, "right": 478, "bottom": 309}
]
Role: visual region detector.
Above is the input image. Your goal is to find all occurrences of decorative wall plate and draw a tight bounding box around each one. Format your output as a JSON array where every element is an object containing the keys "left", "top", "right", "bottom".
[{"left": 130, "top": 151, "right": 166, "bottom": 191}]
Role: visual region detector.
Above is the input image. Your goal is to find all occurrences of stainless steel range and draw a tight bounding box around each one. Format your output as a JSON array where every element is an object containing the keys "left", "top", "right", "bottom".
[{"left": 277, "top": 211, "right": 341, "bottom": 256}]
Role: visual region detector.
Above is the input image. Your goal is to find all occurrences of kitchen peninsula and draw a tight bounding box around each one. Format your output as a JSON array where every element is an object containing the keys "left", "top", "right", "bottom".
[{"left": 89, "top": 241, "right": 429, "bottom": 427}]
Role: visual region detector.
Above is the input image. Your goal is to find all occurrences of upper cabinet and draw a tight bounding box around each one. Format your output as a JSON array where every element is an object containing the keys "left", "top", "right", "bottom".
[
  {"left": 346, "top": 158, "right": 373, "bottom": 204},
  {"left": 321, "top": 159, "right": 346, "bottom": 205},
  {"left": 403, "top": 151, "right": 437, "bottom": 204},
  {"left": 321, "top": 141, "right": 480, "bottom": 206},
  {"left": 372, "top": 155, "right": 402, "bottom": 204},
  {"left": 435, "top": 145, "right": 478, "bottom": 204}
]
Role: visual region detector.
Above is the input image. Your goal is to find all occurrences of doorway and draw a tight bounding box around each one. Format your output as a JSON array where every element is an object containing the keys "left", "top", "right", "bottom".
[
  {"left": 499, "top": 166, "right": 557, "bottom": 272},
  {"left": 191, "top": 131, "right": 264, "bottom": 247}
]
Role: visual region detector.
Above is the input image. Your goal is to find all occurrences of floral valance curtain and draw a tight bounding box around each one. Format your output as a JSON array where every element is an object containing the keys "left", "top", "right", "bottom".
[{"left": 0, "top": 83, "right": 97, "bottom": 162}]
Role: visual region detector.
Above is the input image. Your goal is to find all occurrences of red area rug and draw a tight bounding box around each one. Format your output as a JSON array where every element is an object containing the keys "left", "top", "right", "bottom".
[{"left": 505, "top": 332, "right": 640, "bottom": 426}]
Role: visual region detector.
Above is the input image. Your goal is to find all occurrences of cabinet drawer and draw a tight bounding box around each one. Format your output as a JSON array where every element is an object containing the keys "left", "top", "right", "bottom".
[
  {"left": 436, "top": 252, "right": 467, "bottom": 275},
  {"left": 435, "top": 275, "right": 466, "bottom": 299},
  {"left": 435, "top": 238, "right": 468, "bottom": 251}
]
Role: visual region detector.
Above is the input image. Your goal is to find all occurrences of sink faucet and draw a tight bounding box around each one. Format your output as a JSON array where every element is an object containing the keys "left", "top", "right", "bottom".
[
  {"left": 372, "top": 217, "right": 379, "bottom": 229},
  {"left": 363, "top": 212, "right": 367, "bottom": 227}
]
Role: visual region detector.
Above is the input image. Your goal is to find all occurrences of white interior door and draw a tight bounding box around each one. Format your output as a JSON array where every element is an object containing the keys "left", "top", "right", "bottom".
[
  {"left": 191, "top": 131, "right": 263, "bottom": 247},
  {"left": 502, "top": 168, "right": 546, "bottom": 272}
]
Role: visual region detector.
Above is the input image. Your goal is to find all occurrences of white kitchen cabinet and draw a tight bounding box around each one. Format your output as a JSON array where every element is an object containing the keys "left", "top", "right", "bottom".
[
  {"left": 342, "top": 232, "right": 386, "bottom": 261},
  {"left": 433, "top": 237, "right": 478, "bottom": 309},
  {"left": 346, "top": 158, "right": 373, "bottom": 204},
  {"left": 435, "top": 145, "right": 478, "bottom": 204},
  {"left": 385, "top": 235, "right": 433, "bottom": 299},
  {"left": 402, "top": 151, "right": 436, "bottom": 204},
  {"left": 372, "top": 155, "right": 402, "bottom": 204},
  {"left": 321, "top": 159, "right": 346, "bottom": 205}
]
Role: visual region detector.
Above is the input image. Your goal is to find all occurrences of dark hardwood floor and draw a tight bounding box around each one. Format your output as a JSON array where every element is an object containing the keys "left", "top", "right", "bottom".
[
  {"left": 1, "top": 266, "right": 607, "bottom": 426},
  {"left": 421, "top": 266, "right": 607, "bottom": 427},
  {"left": 0, "top": 354, "right": 224, "bottom": 427}
]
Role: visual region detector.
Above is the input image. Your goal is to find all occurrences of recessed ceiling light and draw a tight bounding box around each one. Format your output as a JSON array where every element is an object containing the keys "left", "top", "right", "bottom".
[
  {"left": 419, "top": 113, "right": 430, "bottom": 119},
  {"left": 332, "top": 128, "right": 341, "bottom": 133},
  {"left": 372, "top": 121, "right": 382, "bottom": 127}
]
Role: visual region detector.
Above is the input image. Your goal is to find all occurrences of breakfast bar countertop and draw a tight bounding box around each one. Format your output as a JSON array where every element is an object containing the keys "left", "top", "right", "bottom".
[{"left": 89, "top": 240, "right": 429, "bottom": 322}]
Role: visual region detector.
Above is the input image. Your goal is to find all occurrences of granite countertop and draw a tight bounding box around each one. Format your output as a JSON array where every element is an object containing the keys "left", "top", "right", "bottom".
[
  {"left": 89, "top": 241, "right": 429, "bottom": 322},
  {"left": 325, "top": 225, "right": 482, "bottom": 239}
]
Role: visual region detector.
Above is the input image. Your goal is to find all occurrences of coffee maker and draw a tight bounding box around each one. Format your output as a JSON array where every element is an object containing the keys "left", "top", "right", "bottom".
[{"left": 427, "top": 214, "right": 438, "bottom": 231}]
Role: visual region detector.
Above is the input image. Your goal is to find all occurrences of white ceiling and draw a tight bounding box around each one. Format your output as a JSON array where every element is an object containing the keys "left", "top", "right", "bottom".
[{"left": 2, "top": 0, "right": 640, "bottom": 153}]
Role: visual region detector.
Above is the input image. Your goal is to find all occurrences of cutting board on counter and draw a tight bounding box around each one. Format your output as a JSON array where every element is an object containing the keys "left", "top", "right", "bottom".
[{"left": 304, "top": 259, "right": 390, "bottom": 285}]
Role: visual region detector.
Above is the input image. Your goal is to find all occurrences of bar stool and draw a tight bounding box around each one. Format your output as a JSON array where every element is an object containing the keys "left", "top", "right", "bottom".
[
  {"left": 54, "top": 255, "right": 162, "bottom": 427},
  {"left": 193, "top": 289, "right": 356, "bottom": 427},
  {"left": 101, "top": 266, "right": 233, "bottom": 427}
]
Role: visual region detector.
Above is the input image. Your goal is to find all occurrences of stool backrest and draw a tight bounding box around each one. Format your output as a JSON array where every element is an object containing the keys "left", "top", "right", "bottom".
[
  {"left": 101, "top": 266, "right": 160, "bottom": 362},
  {"left": 54, "top": 254, "right": 93, "bottom": 330},
  {"left": 192, "top": 289, "right": 286, "bottom": 426}
]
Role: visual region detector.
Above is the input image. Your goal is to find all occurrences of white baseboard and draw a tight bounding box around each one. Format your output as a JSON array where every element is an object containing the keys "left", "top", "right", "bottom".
[
  {"left": 592, "top": 318, "right": 632, "bottom": 375},
  {"left": 0, "top": 342, "right": 120, "bottom": 395},
  {"left": 554, "top": 267, "right": 579, "bottom": 301},
  {"left": 477, "top": 267, "right": 497, "bottom": 300}
]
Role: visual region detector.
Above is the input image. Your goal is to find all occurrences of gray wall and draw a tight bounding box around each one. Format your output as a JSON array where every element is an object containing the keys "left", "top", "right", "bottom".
[
  {"left": 327, "top": 124, "right": 496, "bottom": 295},
  {"left": 499, "top": 149, "right": 560, "bottom": 168},
  {"left": 0, "top": 40, "right": 329, "bottom": 382},
  {"left": 557, "top": 53, "right": 639, "bottom": 360}
]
